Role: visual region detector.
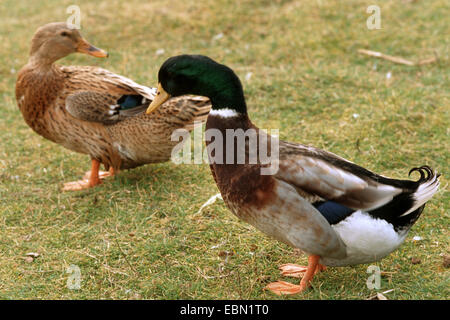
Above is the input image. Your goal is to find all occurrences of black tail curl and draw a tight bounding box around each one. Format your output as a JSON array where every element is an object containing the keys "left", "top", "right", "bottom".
[{"left": 408, "top": 165, "right": 438, "bottom": 183}]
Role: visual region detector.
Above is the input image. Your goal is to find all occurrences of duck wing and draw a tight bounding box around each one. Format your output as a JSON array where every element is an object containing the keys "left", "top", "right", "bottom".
[
  {"left": 65, "top": 91, "right": 151, "bottom": 125},
  {"left": 276, "top": 141, "right": 440, "bottom": 229},
  {"left": 63, "top": 66, "right": 211, "bottom": 127},
  {"left": 62, "top": 66, "right": 157, "bottom": 98}
]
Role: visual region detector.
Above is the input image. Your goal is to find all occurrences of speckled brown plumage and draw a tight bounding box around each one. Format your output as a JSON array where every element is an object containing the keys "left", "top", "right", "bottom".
[{"left": 15, "top": 23, "right": 211, "bottom": 189}]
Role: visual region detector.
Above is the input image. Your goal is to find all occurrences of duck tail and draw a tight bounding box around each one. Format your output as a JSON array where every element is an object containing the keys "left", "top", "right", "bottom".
[
  {"left": 367, "top": 166, "right": 440, "bottom": 231},
  {"left": 399, "top": 166, "right": 440, "bottom": 217}
]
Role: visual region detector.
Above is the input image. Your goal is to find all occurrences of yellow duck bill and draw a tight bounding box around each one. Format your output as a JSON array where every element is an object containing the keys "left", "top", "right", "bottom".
[{"left": 146, "top": 83, "right": 171, "bottom": 114}]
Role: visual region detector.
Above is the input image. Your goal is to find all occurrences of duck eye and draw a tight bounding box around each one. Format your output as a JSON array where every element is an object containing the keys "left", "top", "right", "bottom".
[{"left": 60, "top": 31, "right": 69, "bottom": 37}]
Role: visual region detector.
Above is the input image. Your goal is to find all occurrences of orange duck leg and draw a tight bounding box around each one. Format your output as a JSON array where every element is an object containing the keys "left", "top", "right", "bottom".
[
  {"left": 62, "top": 159, "right": 116, "bottom": 191},
  {"left": 265, "top": 255, "right": 325, "bottom": 295}
]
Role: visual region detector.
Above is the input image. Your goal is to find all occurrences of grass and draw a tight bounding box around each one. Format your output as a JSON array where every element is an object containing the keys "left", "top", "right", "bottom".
[{"left": 0, "top": 0, "right": 448, "bottom": 299}]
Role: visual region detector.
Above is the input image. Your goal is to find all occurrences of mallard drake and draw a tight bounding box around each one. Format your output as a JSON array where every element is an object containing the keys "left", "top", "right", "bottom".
[
  {"left": 15, "top": 23, "right": 210, "bottom": 190},
  {"left": 146, "top": 55, "right": 440, "bottom": 295}
]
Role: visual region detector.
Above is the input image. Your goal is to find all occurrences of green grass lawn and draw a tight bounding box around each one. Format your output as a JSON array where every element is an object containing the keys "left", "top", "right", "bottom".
[{"left": 0, "top": 0, "right": 448, "bottom": 299}]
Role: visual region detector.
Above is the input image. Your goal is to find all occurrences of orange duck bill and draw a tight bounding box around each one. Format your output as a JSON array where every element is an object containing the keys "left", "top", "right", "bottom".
[{"left": 76, "top": 38, "right": 108, "bottom": 58}]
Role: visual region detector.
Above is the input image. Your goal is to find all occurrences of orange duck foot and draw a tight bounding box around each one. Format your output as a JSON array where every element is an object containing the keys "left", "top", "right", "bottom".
[
  {"left": 264, "top": 281, "right": 307, "bottom": 295},
  {"left": 279, "top": 262, "right": 327, "bottom": 278},
  {"left": 265, "top": 255, "right": 322, "bottom": 295},
  {"left": 82, "top": 170, "right": 113, "bottom": 181},
  {"left": 62, "top": 178, "right": 99, "bottom": 191},
  {"left": 279, "top": 263, "right": 309, "bottom": 278},
  {"left": 62, "top": 159, "right": 117, "bottom": 191}
]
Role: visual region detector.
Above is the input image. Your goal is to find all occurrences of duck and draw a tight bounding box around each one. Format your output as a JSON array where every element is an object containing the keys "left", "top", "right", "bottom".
[
  {"left": 146, "top": 54, "right": 441, "bottom": 295},
  {"left": 15, "top": 23, "right": 210, "bottom": 191}
]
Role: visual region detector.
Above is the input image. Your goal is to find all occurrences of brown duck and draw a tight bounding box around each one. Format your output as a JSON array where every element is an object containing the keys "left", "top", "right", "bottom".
[
  {"left": 15, "top": 23, "right": 210, "bottom": 190},
  {"left": 147, "top": 55, "right": 440, "bottom": 295}
]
